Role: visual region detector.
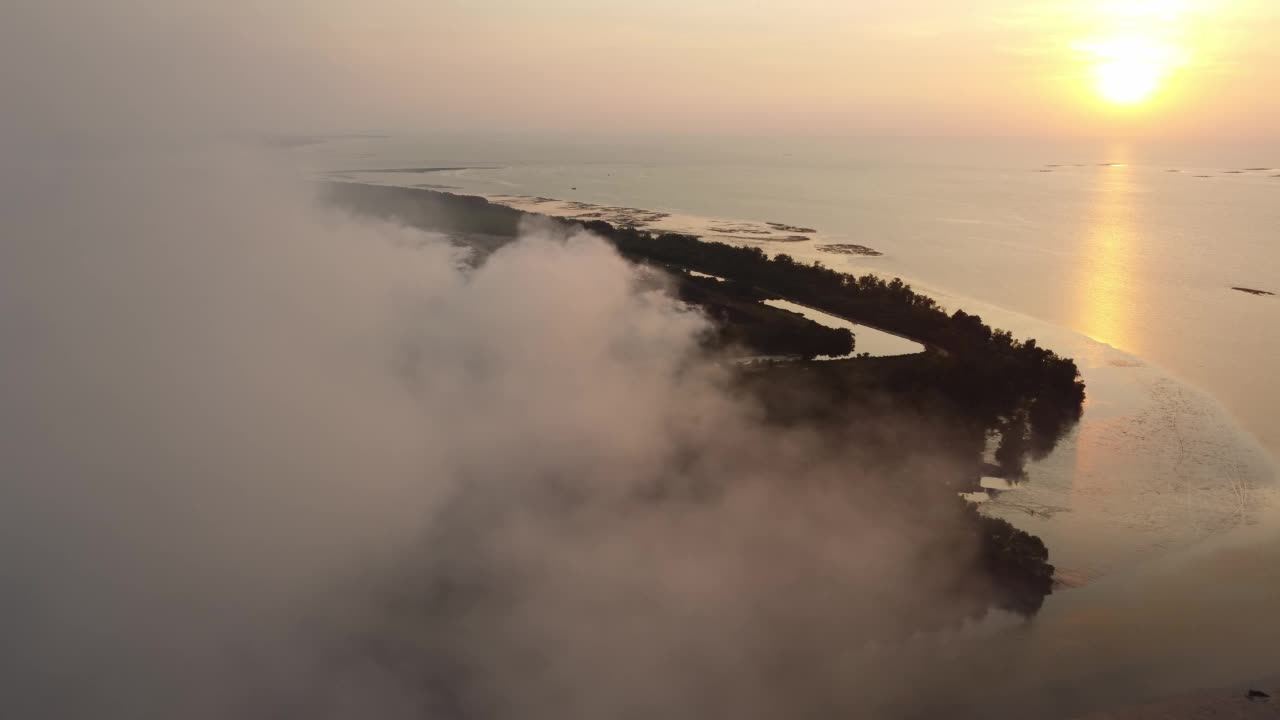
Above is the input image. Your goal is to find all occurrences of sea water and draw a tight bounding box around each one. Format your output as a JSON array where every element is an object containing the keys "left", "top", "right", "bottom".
[{"left": 298, "top": 134, "right": 1280, "bottom": 714}]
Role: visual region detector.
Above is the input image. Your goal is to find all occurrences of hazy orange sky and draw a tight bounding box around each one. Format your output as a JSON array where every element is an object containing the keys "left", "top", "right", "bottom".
[
  {"left": 7, "top": 0, "right": 1280, "bottom": 137},
  {"left": 281, "top": 0, "right": 1277, "bottom": 137}
]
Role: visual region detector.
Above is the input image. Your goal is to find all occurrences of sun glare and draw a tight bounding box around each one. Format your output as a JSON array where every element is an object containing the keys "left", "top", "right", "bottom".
[
  {"left": 1097, "top": 61, "right": 1160, "bottom": 104},
  {"left": 1092, "top": 43, "right": 1167, "bottom": 104},
  {"left": 1078, "top": 1, "right": 1195, "bottom": 107}
]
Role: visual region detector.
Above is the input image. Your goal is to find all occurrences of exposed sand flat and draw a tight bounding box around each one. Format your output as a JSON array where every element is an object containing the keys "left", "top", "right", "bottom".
[
  {"left": 482, "top": 194, "right": 838, "bottom": 248},
  {"left": 817, "top": 243, "right": 884, "bottom": 257}
]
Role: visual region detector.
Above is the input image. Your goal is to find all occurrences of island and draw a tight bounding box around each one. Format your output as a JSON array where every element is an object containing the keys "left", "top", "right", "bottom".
[
  {"left": 1233, "top": 286, "right": 1275, "bottom": 296},
  {"left": 816, "top": 243, "right": 884, "bottom": 257},
  {"left": 322, "top": 182, "right": 1086, "bottom": 621}
]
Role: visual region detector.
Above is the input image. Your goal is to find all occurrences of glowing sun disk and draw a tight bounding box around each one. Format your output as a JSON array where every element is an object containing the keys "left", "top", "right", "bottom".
[
  {"left": 1096, "top": 58, "right": 1163, "bottom": 104},
  {"left": 1083, "top": 35, "right": 1180, "bottom": 106}
]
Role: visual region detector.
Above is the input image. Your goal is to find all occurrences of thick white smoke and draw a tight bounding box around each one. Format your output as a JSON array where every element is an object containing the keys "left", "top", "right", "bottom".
[
  {"left": 0, "top": 146, "right": 986, "bottom": 719},
  {"left": 0, "top": 2, "right": 994, "bottom": 718}
]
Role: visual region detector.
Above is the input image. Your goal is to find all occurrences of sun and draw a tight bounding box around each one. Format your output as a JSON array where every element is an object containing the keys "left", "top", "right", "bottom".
[
  {"left": 1076, "top": 0, "right": 1198, "bottom": 108},
  {"left": 1083, "top": 35, "right": 1178, "bottom": 106},
  {"left": 1095, "top": 58, "right": 1163, "bottom": 104}
]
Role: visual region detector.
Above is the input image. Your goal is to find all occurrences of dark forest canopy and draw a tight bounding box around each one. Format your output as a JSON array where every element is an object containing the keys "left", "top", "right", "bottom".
[
  {"left": 675, "top": 273, "right": 855, "bottom": 360},
  {"left": 323, "top": 182, "right": 1084, "bottom": 436},
  {"left": 598, "top": 226, "right": 1087, "bottom": 473}
]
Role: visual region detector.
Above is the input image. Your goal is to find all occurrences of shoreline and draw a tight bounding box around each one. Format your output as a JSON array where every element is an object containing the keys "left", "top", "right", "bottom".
[
  {"left": 328, "top": 177, "right": 1276, "bottom": 452},
  {"left": 321, "top": 179, "right": 1280, "bottom": 720},
  {"left": 325, "top": 177, "right": 1275, "bottom": 460},
  {"left": 468, "top": 185, "right": 1278, "bottom": 463},
  {"left": 330, "top": 179, "right": 1277, "bottom": 543},
  {"left": 322, "top": 159, "right": 1280, "bottom": 463},
  {"left": 322, "top": 179, "right": 1277, "bottom": 527}
]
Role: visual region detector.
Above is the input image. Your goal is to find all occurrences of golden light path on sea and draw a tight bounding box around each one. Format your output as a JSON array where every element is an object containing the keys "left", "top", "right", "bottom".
[{"left": 1074, "top": 148, "right": 1144, "bottom": 354}]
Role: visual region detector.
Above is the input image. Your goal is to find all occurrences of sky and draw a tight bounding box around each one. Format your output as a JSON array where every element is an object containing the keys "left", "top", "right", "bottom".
[
  {"left": 1, "top": 2, "right": 1277, "bottom": 717},
  {"left": 303, "top": 0, "right": 1280, "bottom": 137},
  {"left": 1, "top": 4, "right": 1003, "bottom": 715},
  {"left": 5, "top": 0, "right": 1279, "bottom": 138}
]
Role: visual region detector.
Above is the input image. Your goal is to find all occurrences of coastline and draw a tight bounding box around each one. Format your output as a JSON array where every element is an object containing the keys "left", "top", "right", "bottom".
[
  {"left": 322, "top": 179, "right": 1280, "bottom": 718},
  {"left": 325, "top": 179, "right": 1276, "bottom": 566},
  {"left": 452, "top": 179, "right": 1275, "bottom": 453},
  {"left": 317, "top": 154, "right": 1280, "bottom": 463},
  {"left": 475, "top": 185, "right": 1275, "bottom": 463}
]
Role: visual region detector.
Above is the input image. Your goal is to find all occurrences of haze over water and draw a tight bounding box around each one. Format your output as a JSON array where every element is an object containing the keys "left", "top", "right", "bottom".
[
  {"left": 9, "top": 0, "right": 1280, "bottom": 716},
  {"left": 309, "top": 133, "right": 1280, "bottom": 715},
  {"left": 313, "top": 134, "right": 1280, "bottom": 456}
]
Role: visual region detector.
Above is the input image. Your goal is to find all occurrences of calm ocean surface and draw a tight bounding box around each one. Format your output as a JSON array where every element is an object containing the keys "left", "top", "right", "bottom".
[
  {"left": 307, "top": 133, "right": 1280, "bottom": 455},
  {"left": 300, "top": 134, "right": 1280, "bottom": 715}
]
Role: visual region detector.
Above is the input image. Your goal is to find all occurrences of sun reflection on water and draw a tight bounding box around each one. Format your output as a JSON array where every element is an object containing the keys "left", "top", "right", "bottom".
[{"left": 1073, "top": 151, "right": 1143, "bottom": 354}]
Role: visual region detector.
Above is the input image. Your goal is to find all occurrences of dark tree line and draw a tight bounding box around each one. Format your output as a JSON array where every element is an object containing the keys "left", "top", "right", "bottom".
[
  {"left": 324, "top": 179, "right": 1084, "bottom": 478},
  {"left": 588, "top": 225, "right": 1082, "bottom": 404},
  {"left": 675, "top": 274, "right": 854, "bottom": 360},
  {"left": 323, "top": 183, "right": 1084, "bottom": 616},
  {"left": 576, "top": 224, "right": 1084, "bottom": 452}
]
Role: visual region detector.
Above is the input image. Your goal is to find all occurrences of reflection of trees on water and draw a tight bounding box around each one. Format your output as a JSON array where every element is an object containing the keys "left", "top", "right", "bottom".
[{"left": 994, "top": 399, "right": 1083, "bottom": 481}]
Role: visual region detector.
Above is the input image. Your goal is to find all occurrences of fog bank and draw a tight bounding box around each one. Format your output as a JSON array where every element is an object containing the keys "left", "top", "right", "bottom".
[{"left": 0, "top": 2, "right": 1001, "bottom": 717}]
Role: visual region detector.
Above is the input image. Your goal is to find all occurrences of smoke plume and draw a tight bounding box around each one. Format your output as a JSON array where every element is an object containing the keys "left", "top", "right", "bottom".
[{"left": 1, "top": 2, "right": 993, "bottom": 718}]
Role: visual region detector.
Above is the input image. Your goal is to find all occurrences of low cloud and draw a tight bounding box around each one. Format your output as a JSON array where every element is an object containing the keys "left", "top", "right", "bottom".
[
  {"left": 1, "top": 2, "right": 997, "bottom": 717},
  {"left": 0, "top": 144, "right": 993, "bottom": 719}
]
